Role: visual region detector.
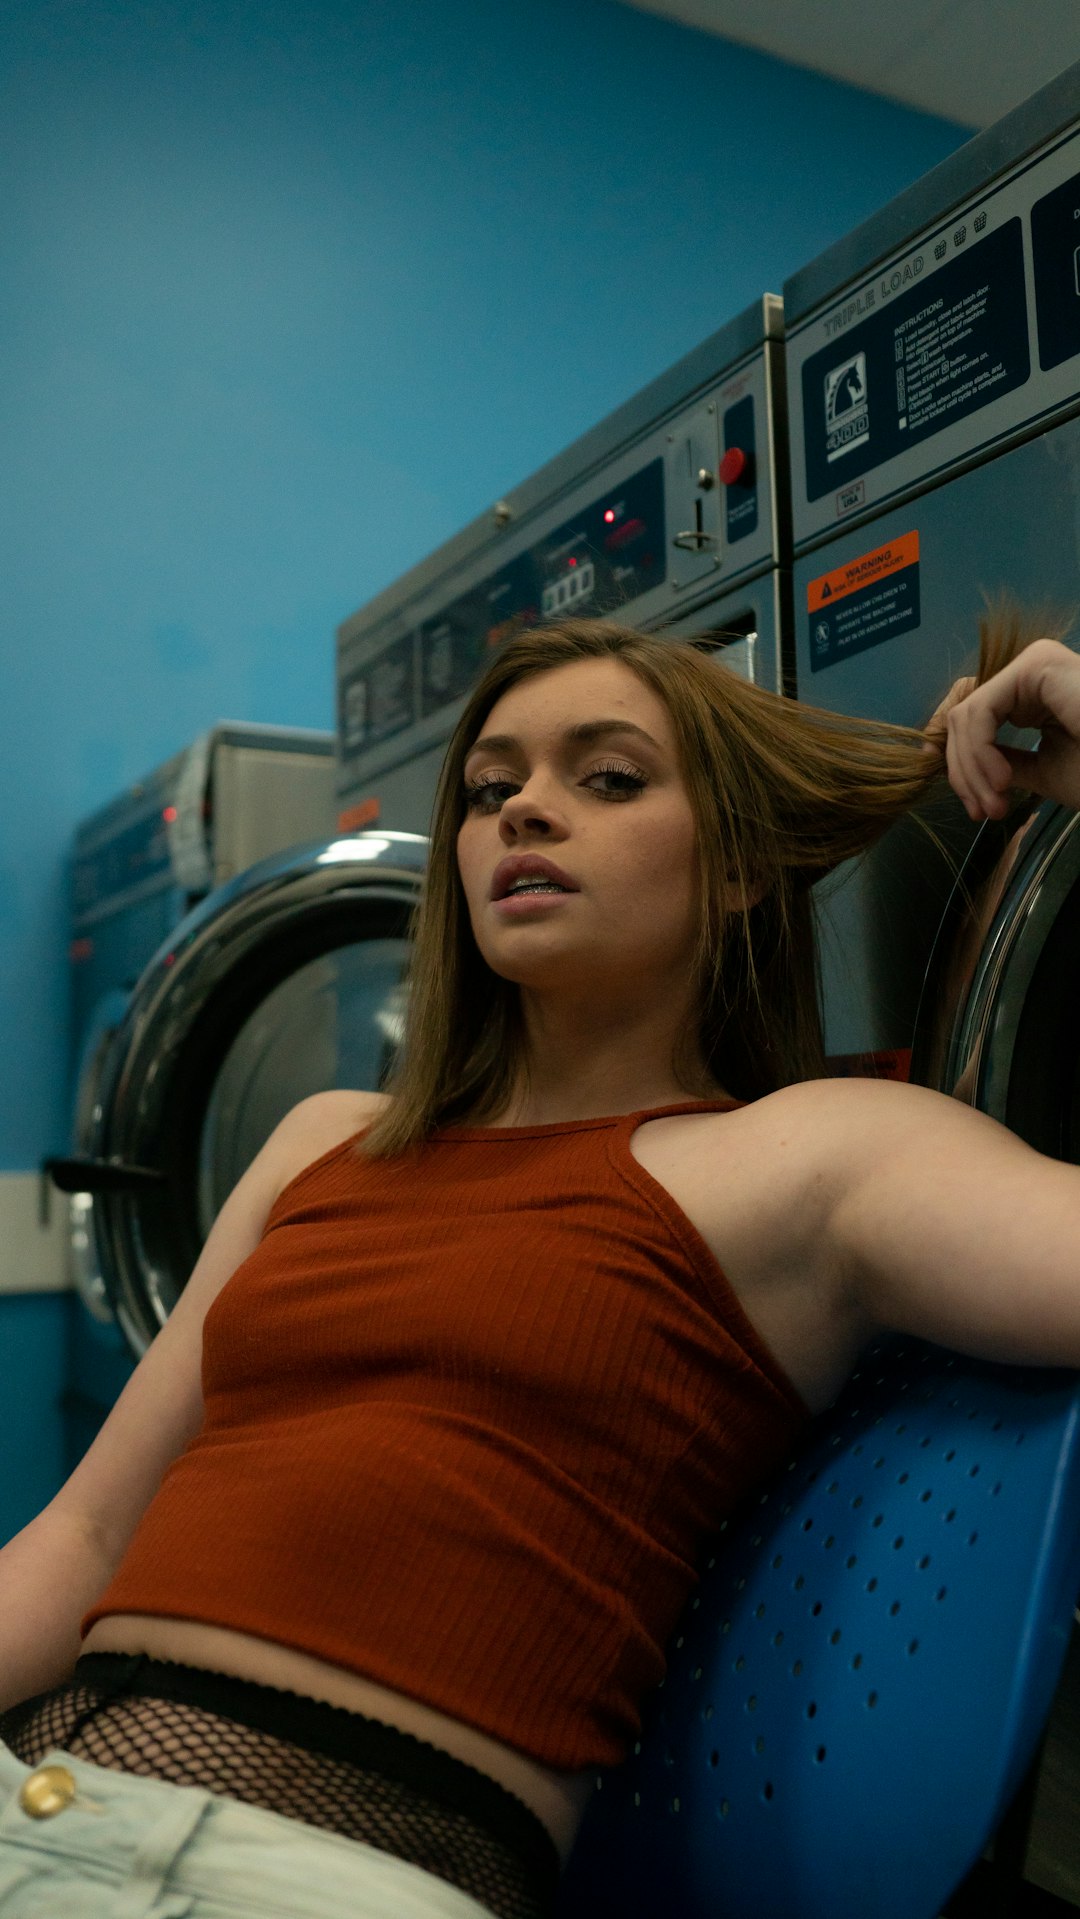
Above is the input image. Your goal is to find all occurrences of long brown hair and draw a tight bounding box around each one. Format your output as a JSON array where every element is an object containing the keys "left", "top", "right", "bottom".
[{"left": 358, "top": 605, "right": 1062, "bottom": 1157}]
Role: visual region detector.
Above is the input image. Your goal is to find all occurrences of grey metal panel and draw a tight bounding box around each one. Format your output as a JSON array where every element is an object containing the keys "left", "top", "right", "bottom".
[
  {"left": 209, "top": 742, "right": 337, "bottom": 885},
  {"left": 794, "top": 415, "right": 1080, "bottom": 1059},
  {"left": 666, "top": 569, "right": 788, "bottom": 695},
  {"left": 356, "top": 740, "right": 448, "bottom": 840},
  {"left": 208, "top": 722, "right": 333, "bottom": 757},
  {"left": 793, "top": 417, "right": 1080, "bottom": 724},
  {"left": 784, "top": 56, "right": 1080, "bottom": 328}
]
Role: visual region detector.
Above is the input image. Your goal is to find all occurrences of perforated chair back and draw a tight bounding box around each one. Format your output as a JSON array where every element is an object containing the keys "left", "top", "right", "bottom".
[{"left": 557, "top": 1337, "right": 1080, "bottom": 1919}]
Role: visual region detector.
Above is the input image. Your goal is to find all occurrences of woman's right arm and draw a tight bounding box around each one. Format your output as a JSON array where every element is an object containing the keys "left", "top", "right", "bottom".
[{"left": 0, "top": 1090, "right": 383, "bottom": 1712}]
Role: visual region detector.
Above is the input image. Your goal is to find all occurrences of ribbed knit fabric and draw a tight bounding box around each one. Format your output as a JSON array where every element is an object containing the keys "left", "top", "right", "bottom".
[{"left": 83, "top": 1099, "right": 811, "bottom": 1769}]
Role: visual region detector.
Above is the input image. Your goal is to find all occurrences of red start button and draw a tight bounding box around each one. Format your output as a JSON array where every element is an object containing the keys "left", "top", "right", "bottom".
[{"left": 718, "top": 446, "right": 751, "bottom": 486}]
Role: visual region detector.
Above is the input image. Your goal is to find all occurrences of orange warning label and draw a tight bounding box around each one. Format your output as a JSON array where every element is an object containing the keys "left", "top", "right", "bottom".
[
  {"left": 338, "top": 797, "right": 381, "bottom": 832},
  {"left": 807, "top": 531, "right": 919, "bottom": 613}
]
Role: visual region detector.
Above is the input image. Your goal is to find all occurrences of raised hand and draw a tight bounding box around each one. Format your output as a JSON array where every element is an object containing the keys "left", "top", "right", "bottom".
[{"left": 942, "top": 638, "right": 1080, "bottom": 820}]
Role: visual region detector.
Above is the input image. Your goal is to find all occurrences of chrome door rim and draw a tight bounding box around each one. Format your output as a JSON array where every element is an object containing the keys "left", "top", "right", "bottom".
[{"left": 914, "top": 799, "right": 1080, "bottom": 1118}]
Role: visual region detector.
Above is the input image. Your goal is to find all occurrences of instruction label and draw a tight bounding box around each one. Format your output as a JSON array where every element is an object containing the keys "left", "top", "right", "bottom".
[
  {"left": 339, "top": 633, "right": 416, "bottom": 754},
  {"left": 807, "top": 532, "right": 920, "bottom": 672},
  {"left": 802, "top": 220, "right": 1029, "bottom": 502}
]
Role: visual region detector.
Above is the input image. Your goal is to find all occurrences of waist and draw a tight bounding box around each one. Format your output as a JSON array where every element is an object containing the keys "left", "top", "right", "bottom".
[
  {"left": 1, "top": 1650, "right": 561, "bottom": 1919},
  {"left": 81, "top": 1614, "right": 593, "bottom": 1858}
]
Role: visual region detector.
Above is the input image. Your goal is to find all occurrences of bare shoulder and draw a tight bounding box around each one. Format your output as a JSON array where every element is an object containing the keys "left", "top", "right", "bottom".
[
  {"left": 751, "top": 1066, "right": 1012, "bottom": 1166},
  {"left": 633, "top": 1078, "right": 983, "bottom": 1416},
  {"left": 265, "top": 1089, "right": 394, "bottom": 1196},
  {"left": 638, "top": 1075, "right": 949, "bottom": 1193},
  {"left": 727, "top": 1073, "right": 985, "bottom": 1161},
  {"left": 709, "top": 1073, "right": 1016, "bottom": 1228}
]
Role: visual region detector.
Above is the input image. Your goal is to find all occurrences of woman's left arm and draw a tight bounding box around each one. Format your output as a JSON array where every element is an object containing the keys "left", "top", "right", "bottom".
[
  {"left": 945, "top": 636, "right": 1080, "bottom": 820},
  {"left": 828, "top": 1079, "right": 1080, "bottom": 1369},
  {"left": 833, "top": 637, "right": 1080, "bottom": 1362}
]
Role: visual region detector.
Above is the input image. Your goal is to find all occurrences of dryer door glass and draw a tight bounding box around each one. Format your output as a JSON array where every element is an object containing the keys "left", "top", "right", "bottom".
[{"left": 197, "top": 937, "right": 408, "bottom": 1230}]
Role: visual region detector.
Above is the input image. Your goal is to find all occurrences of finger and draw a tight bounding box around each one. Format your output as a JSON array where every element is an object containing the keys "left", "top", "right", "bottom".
[
  {"left": 946, "top": 715, "right": 1013, "bottom": 819},
  {"left": 953, "top": 656, "right": 1031, "bottom": 749},
  {"left": 945, "top": 717, "right": 984, "bottom": 820},
  {"left": 969, "top": 639, "right": 1075, "bottom": 736},
  {"left": 926, "top": 675, "right": 977, "bottom": 741}
]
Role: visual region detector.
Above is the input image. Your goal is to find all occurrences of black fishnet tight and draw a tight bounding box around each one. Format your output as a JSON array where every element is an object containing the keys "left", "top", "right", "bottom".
[{"left": 0, "top": 1676, "right": 552, "bottom": 1919}]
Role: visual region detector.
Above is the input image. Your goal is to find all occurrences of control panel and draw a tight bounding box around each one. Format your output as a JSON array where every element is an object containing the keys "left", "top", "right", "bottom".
[{"left": 786, "top": 108, "right": 1080, "bottom": 550}]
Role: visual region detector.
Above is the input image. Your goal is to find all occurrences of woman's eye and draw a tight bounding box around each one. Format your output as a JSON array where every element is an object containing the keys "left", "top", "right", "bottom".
[
  {"left": 462, "top": 763, "right": 647, "bottom": 811},
  {"left": 584, "top": 763, "right": 648, "bottom": 799},
  {"left": 463, "top": 779, "right": 517, "bottom": 812}
]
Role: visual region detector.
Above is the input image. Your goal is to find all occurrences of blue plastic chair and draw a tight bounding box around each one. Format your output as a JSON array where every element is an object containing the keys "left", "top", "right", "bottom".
[{"left": 557, "top": 1336, "right": 1080, "bottom": 1919}]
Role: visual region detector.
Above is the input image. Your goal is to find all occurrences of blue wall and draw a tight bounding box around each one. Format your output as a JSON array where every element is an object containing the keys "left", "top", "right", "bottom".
[{"left": 0, "top": 0, "right": 971, "bottom": 1530}]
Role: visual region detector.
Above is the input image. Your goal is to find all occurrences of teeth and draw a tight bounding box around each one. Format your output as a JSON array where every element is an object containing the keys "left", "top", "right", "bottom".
[{"left": 507, "top": 878, "right": 567, "bottom": 895}]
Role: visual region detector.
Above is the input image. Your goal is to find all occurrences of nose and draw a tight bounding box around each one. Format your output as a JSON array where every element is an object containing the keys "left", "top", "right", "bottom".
[{"left": 497, "top": 771, "right": 566, "bottom": 842}]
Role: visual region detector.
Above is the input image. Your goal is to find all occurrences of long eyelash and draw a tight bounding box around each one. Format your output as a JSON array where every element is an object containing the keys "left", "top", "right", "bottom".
[
  {"left": 462, "top": 774, "right": 512, "bottom": 809},
  {"left": 461, "top": 761, "right": 648, "bottom": 810},
  {"left": 587, "top": 760, "right": 648, "bottom": 797}
]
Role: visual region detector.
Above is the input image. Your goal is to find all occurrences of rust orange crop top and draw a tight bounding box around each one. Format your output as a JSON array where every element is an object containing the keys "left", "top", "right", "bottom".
[{"left": 83, "top": 1099, "right": 811, "bottom": 1769}]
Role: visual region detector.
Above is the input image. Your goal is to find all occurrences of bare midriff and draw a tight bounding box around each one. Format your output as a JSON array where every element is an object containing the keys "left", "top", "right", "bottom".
[{"left": 81, "top": 1613, "right": 594, "bottom": 1861}]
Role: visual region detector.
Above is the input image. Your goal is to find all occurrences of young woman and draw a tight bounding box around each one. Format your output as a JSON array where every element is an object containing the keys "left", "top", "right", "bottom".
[{"left": 1, "top": 614, "right": 1079, "bottom": 1919}]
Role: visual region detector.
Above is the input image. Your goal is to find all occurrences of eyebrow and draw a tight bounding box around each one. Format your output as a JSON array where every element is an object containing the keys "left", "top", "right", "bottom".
[{"left": 465, "top": 718, "right": 663, "bottom": 761}]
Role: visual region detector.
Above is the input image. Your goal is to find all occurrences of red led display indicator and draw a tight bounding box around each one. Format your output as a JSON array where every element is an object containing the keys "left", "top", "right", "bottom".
[
  {"left": 603, "top": 508, "right": 616, "bottom": 523},
  {"left": 163, "top": 805, "right": 178, "bottom": 823}
]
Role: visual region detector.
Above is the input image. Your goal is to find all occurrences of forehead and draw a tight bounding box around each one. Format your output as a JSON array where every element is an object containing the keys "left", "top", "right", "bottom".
[{"left": 476, "top": 657, "right": 674, "bottom": 745}]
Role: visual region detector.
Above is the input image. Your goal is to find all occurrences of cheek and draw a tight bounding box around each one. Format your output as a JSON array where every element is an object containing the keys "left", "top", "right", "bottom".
[
  {"left": 456, "top": 822, "right": 476, "bottom": 891},
  {"left": 456, "top": 822, "right": 489, "bottom": 929},
  {"left": 645, "top": 809, "right": 697, "bottom": 880},
  {"left": 624, "top": 813, "right": 699, "bottom": 921}
]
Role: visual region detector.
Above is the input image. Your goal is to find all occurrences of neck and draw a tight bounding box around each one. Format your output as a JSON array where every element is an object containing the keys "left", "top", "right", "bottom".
[{"left": 493, "top": 988, "right": 726, "bottom": 1127}]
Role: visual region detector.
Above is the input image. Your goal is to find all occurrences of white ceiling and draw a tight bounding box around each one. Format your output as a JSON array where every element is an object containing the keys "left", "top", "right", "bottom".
[{"left": 615, "top": 0, "right": 1080, "bottom": 128}]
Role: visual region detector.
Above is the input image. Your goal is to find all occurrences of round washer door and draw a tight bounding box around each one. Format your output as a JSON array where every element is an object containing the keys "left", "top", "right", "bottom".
[
  {"left": 913, "top": 797, "right": 1080, "bottom": 1155},
  {"left": 81, "top": 829, "right": 427, "bottom": 1355}
]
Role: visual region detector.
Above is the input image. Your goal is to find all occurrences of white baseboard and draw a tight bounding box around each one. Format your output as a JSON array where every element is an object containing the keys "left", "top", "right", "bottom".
[{"left": 0, "top": 1174, "right": 70, "bottom": 1296}]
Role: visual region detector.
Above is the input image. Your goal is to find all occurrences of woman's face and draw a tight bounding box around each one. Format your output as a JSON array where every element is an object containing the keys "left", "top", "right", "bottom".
[{"left": 456, "top": 657, "right": 700, "bottom": 1004}]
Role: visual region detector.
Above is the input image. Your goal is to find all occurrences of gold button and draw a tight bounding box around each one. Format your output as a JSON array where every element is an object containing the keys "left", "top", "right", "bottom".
[{"left": 18, "top": 1766, "right": 77, "bottom": 1819}]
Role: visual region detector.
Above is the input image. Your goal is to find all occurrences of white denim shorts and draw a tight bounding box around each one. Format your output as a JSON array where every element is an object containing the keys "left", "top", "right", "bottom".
[{"left": 0, "top": 1740, "right": 493, "bottom": 1918}]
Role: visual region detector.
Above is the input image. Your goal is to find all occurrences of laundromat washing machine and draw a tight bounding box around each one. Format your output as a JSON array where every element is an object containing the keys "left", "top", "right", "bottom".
[
  {"left": 55, "top": 724, "right": 338, "bottom": 1459},
  {"left": 783, "top": 59, "right": 1080, "bottom": 1092}
]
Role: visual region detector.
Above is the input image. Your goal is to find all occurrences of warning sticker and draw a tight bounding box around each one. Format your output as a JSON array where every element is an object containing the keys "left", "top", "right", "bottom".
[{"left": 807, "top": 532, "right": 920, "bottom": 672}]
